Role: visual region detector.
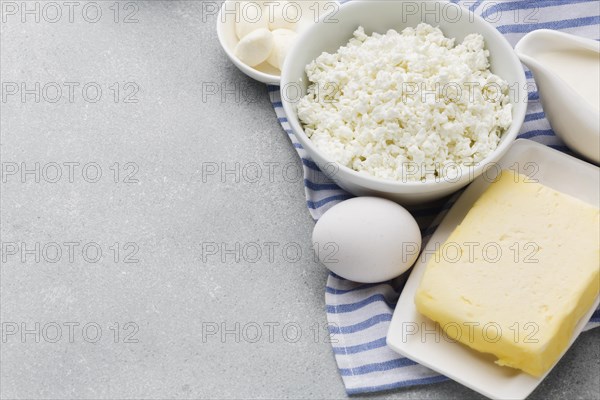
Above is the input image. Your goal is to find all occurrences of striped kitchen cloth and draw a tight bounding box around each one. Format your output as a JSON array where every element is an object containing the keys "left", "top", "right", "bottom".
[{"left": 268, "top": 0, "right": 600, "bottom": 394}]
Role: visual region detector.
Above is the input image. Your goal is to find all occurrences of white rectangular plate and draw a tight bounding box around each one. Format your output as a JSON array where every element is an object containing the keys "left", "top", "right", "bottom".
[{"left": 386, "top": 139, "right": 600, "bottom": 400}]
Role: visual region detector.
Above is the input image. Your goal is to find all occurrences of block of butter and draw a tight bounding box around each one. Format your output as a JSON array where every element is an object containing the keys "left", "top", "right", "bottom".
[{"left": 415, "top": 170, "right": 600, "bottom": 377}]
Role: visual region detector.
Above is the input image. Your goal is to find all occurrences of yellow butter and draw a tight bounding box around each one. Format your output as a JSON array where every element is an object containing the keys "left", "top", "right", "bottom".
[{"left": 415, "top": 170, "right": 600, "bottom": 376}]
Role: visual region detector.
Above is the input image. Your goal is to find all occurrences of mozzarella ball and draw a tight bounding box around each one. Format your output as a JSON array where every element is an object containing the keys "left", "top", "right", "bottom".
[
  {"left": 234, "top": 28, "right": 274, "bottom": 67},
  {"left": 266, "top": 29, "right": 297, "bottom": 70}
]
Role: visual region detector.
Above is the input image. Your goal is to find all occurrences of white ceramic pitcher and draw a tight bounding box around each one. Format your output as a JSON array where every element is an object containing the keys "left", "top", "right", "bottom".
[{"left": 515, "top": 29, "right": 599, "bottom": 164}]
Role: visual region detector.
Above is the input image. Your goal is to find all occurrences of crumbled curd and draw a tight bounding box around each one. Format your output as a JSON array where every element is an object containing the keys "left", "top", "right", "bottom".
[{"left": 297, "top": 24, "right": 513, "bottom": 182}]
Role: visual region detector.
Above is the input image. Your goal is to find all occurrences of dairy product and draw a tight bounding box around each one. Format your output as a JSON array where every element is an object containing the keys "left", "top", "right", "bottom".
[
  {"left": 297, "top": 24, "right": 513, "bottom": 182},
  {"left": 414, "top": 170, "right": 600, "bottom": 376},
  {"left": 534, "top": 49, "right": 600, "bottom": 111},
  {"left": 234, "top": 28, "right": 274, "bottom": 67},
  {"left": 231, "top": 0, "right": 318, "bottom": 72},
  {"left": 267, "top": 29, "right": 297, "bottom": 70}
]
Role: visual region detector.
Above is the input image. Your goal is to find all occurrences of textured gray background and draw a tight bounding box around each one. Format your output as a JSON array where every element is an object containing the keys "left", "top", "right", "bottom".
[{"left": 1, "top": 1, "right": 598, "bottom": 399}]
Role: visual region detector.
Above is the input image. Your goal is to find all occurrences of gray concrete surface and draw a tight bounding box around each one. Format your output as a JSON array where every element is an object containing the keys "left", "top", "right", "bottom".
[{"left": 1, "top": 1, "right": 598, "bottom": 399}]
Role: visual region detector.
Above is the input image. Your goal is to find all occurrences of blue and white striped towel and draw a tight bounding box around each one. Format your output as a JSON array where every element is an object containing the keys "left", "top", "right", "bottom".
[{"left": 268, "top": 0, "right": 600, "bottom": 394}]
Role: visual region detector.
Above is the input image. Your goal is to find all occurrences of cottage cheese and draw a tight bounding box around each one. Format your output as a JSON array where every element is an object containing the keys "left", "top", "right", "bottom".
[{"left": 297, "top": 24, "right": 513, "bottom": 182}]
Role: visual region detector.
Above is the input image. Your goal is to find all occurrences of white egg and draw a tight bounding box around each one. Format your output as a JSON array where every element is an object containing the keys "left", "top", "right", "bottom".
[
  {"left": 234, "top": 28, "right": 274, "bottom": 67},
  {"left": 267, "top": 29, "right": 297, "bottom": 70},
  {"left": 312, "top": 197, "right": 421, "bottom": 283},
  {"left": 235, "top": 1, "right": 269, "bottom": 40}
]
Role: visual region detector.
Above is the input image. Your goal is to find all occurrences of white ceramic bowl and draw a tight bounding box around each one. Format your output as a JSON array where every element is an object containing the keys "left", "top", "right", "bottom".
[
  {"left": 216, "top": 0, "right": 341, "bottom": 84},
  {"left": 280, "top": 0, "right": 527, "bottom": 205},
  {"left": 216, "top": 0, "right": 281, "bottom": 84}
]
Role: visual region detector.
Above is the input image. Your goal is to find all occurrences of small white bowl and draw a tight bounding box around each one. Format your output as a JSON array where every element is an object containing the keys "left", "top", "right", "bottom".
[
  {"left": 280, "top": 0, "right": 528, "bottom": 205},
  {"left": 216, "top": 0, "right": 281, "bottom": 84},
  {"left": 216, "top": 0, "right": 341, "bottom": 84}
]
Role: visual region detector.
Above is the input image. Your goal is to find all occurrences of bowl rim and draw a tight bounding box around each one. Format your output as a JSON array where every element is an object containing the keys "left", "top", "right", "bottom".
[
  {"left": 216, "top": 0, "right": 282, "bottom": 84},
  {"left": 280, "top": 0, "right": 528, "bottom": 191}
]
